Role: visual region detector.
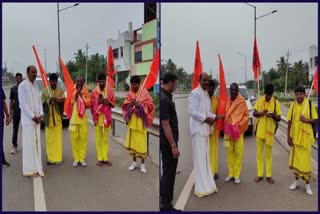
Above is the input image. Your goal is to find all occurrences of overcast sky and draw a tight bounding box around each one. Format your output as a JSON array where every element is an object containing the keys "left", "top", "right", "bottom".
[
  {"left": 2, "top": 3, "right": 143, "bottom": 75},
  {"left": 161, "top": 3, "right": 318, "bottom": 83}
]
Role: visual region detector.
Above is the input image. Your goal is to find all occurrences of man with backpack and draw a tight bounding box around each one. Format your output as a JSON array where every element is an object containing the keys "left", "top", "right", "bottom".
[
  {"left": 253, "top": 84, "right": 281, "bottom": 184},
  {"left": 287, "top": 86, "right": 318, "bottom": 196}
]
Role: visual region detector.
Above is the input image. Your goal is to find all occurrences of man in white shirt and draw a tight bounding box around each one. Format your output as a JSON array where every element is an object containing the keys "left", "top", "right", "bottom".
[
  {"left": 188, "top": 72, "right": 218, "bottom": 197},
  {"left": 18, "top": 65, "right": 44, "bottom": 177}
]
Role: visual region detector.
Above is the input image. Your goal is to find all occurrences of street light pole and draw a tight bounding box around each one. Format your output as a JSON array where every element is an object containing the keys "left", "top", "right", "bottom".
[
  {"left": 237, "top": 52, "right": 247, "bottom": 86},
  {"left": 57, "top": 3, "right": 61, "bottom": 79},
  {"left": 245, "top": 3, "right": 277, "bottom": 98},
  {"left": 57, "top": 3, "right": 79, "bottom": 81}
]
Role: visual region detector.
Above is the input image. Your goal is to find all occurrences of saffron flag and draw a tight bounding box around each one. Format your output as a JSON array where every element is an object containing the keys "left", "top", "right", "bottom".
[
  {"left": 217, "top": 54, "right": 228, "bottom": 134},
  {"left": 192, "top": 41, "right": 203, "bottom": 89},
  {"left": 143, "top": 49, "right": 160, "bottom": 89},
  {"left": 59, "top": 57, "right": 75, "bottom": 118},
  {"left": 32, "top": 45, "right": 49, "bottom": 88},
  {"left": 252, "top": 38, "right": 261, "bottom": 80},
  {"left": 314, "top": 66, "right": 318, "bottom": 95},
  {"left": 107, "top": 46, "right": 117, "bottom": 89}
]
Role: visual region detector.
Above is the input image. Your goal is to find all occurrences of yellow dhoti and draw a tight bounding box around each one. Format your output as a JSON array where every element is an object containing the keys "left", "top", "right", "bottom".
[
  {"left": 289, "top": 145, "right": 312, "bottom": 181},
  {"left": 45, "top": 124, "right": 63, "bottom": 163},
  {"left": 125, "top": 114, "right": 147, "bottom": 159}
]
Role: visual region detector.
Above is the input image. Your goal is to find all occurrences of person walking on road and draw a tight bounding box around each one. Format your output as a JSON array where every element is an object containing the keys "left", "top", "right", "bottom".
[
  {"left": 188, "top": 72, "right": 218, "bottom": 197},
  {"left": 122, "top": 76, "right": 155, "bottom": 173},
  {"left": 41, "top": 73, "right": 65, "bottom": 165},
  {"left": 68, "top": 75, "right": 91, "bottom": 167},
  {"left": 160, "top": 72, "right": 181, "bottom": 211},
  {"left": 223, "top": 83, "right": 249, "bottom": 184},
  {"left": 90, "top": 72, "right": 115, "bottom": 167},
  {"left": 18, "top": 65, "right": 44, "bottom": 177},
  {"left": 207, "top": 79, "right": 220, "bottom": 179},
  {"left": 253, "top": 84, "right": 281, "bottom": 184},
  {"left": 2, "top": 88, "right": 11, "bottom": 167},
  {"left": 287, "top": 86, "right": 318, "bottom": 196},
  {"left": 9, "top": 72, "right": 23, "bottom": 154}
]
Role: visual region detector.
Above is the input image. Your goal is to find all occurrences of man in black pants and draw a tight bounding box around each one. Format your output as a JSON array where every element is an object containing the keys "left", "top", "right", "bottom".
[
  {"left": 9, "top": 73, "right": 23, "bottom": 154},
  {"left": 160, "top": 72, "right": 181, "bottom": 212},
  {"left": 2, "top": 88, "right": 10, "bottom": 167}
]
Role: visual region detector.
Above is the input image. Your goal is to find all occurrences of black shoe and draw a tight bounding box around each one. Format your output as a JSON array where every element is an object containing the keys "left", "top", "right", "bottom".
[
  {"left": 171, "top": 207, "right": 182, "bottom": 212},
  {"left": 2, "top": 161, "right": 10, "bottom": 167}
]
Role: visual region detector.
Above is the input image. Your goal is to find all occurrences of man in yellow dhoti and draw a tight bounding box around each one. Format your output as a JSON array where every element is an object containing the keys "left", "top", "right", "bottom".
[
  {"left": 207, "top": 80, "right": 219, "bottom": 179},
  {"left": 122, "top": 76, "right": 155, "bottom": 173},
  {"left": 68, "top": 75, "right": 91, "bottom": 167},
  {"left": 253, "top": 84, "right": 281, "bottom": 184},
  {"left": 41, "top": 73, "right": 65, "bottom": 165},
  {"left": 90, "top": 72, "right": 115, "bottom": 167},
  {"left": 224, "top": 83, "right": 249, "bottom": 184},
  {"left": 287, "top": 86, "right": 318, "bottom": 196}
]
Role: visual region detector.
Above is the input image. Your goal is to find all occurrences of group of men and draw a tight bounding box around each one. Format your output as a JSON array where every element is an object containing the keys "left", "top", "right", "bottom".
[
  {"left": 160, "top": 71, "right": 318, "bottom": 211},
  {"left": 2, "top": 65, "right": 155, "bottom": 178}
]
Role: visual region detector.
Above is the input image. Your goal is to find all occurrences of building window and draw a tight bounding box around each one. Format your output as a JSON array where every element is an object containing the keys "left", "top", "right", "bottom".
[
  {"left": 135, "top": 51, "right": 142, "bottom": 63},
  {"left": 113, "top": 48, "right": 119, "bottom": 59},
  {"left": 314, "top": 57, "right": 318, "bottom": 67},
  {"left": 310, "top": 58, "right": 313, "bottom": 67},
  {"left": 120, "top": 47, "right": 124, "bottom": 58}
]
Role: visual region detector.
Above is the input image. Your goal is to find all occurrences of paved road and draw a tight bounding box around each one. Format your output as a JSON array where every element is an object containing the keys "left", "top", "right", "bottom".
[
  {"left": 2, "top": 89, "right": 159, "bottom": 211},
  {"left": 171, "top": 96, "right": 318, "bottom": 211}
]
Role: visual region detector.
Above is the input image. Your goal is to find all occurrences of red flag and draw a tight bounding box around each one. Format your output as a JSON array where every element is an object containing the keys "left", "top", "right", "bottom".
[
  {"left": 107, "top": 46, "right": 117, "bottom": 89},
  {"left": 59, "top": 57, "right": 75, "bottom": 118},
  {"left": 314, "top": 66, "right": 318, "bottom": 95},
  {"left": 252, "top": 38, "right": 261, "bottom": 80},
  {"left": 192, "top": 41, "right": 203, "bottom": 89},
  {"left": 32, "top": 45, "right": 49, "bottom": 88},
  {"left": 217, "top": 54, "right": 228, "bottom": 134},
  {"left": 143, "top": 49, "right": 160, "bottom": 89}
]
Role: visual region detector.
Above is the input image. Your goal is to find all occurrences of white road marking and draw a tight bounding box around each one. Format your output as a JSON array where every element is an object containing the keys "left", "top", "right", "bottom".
[
  {"left": 33, "top": 177, "right": 47, "bottom": 211},
  {"left": 174, "top": 168, "right": 194, "bottom": 211}
]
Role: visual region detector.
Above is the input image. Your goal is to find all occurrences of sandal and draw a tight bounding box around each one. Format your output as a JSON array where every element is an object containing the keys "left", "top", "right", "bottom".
[
  {"left": 266, "top": 177, "right": 275, "bottom": 184},
  {"left": 254, "top": 176, "right": 263, "bottom": 183}
]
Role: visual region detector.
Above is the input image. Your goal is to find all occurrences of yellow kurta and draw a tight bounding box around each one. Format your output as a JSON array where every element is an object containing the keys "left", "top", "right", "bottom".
[
  {"left": 45, "top": 90, "right": 63, "bottom": 163},
  {"left": 254, "top": 96, "right": 282, "bottom": 177},
  {"left": 209, "top": 95, "right": 219, "bottom": 175},
  {"left": 287, "top": 99, "right": 318, "bottom": 181},
  {"left": 125, "top": 113, "right": 147, "bottom": 159},
  {"left": 69, "top": 101, "right": 88, "bottom": 162}
]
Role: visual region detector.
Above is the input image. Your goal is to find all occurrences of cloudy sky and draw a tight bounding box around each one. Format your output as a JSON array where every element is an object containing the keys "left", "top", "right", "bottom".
[
  {"left": 2, "top": 3, "right": 143, "bottom": 75},
  {"left": 161, "top": 3, "right": 318, "bottom": 83}
]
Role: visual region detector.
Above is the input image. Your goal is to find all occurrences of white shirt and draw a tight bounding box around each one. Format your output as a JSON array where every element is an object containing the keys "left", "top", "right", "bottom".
[
  {"left": 18, "top": 78, "right": 43, "bottom": 126},
  {"left": 188, "top": 86, "right": 216, "bottom": 137}
]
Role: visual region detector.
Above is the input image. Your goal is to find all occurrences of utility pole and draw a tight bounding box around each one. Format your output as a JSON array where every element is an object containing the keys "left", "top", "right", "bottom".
[
  {"left": 284, "top": 49, "right": 292, "bottom": 98},
  {"left": 85, "top": 42, "right": 89, "bottom": 84}
]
